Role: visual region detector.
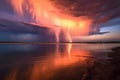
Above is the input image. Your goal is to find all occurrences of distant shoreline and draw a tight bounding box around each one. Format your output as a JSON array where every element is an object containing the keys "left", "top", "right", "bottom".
[{"left": 0, "top": 42, "right": 120, "bottom": 44}]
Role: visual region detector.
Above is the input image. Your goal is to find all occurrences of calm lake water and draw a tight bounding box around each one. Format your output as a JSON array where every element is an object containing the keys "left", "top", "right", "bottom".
[{"left": 0, "top": 43, "right": 120, "bottom": 80}]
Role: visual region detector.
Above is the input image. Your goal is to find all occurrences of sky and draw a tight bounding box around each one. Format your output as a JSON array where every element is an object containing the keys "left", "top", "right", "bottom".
[{"left": 0, "top": 0, "right": 120, "bottom": 42}]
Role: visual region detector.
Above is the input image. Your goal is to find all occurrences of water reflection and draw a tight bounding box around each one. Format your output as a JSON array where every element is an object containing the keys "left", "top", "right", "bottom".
[{"left": 0, "top": 43, "right": 120, "bottom": 80}]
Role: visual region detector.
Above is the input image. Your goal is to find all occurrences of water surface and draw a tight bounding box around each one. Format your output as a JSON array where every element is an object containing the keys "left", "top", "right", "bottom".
[{"left": 0, "top": 43, "right": 120, "bottom": 80}]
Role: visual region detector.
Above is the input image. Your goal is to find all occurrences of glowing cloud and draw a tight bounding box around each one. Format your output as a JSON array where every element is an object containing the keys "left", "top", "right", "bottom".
[{"left": 10, "top": 0, "right": 93, "bottom": 42}]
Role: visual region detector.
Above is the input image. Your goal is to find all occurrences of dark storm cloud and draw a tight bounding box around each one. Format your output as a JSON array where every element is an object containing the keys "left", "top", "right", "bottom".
[
  {"left": 0, "top": 0, "right": 120, "bottom": 23},
  {"left": 0, "top": 18, "right": 68, "bottom": 42},
  {"left": 1, "top": 0, "right": 120, "bottom": 25},
  {"left": 0, "top": 18, "right": 59, "bottom": 42},
  {"left": 89, "top": 31, "right": 109, "bottom": 36},
  {"left": 51, "top": 0, "right": 120, "bottom": 21},
  {"left": 0, "top": 0, "right": 120, "bottom": 37},
  {"left": 0, "top": 0, "right": 13, "bottom": 13},
  {"left": 51, "top": 0, "right": 120, "bottom": 35}
]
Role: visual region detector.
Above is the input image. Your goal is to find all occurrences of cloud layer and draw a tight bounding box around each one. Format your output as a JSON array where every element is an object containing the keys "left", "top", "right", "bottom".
[
  {"left": 51, "top": 0, "right": 120, "bottom": 35},
  {"left": 0, "top": 0, "right": 120, "bottom": 42}
]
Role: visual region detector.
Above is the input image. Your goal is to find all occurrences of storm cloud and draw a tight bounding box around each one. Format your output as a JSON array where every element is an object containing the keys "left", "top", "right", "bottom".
[
  {"left": 0, "top": 0, "right": 120, "bottom": 42},
  {"left": 1, "top": 0, "right": 120, "bottom": 31},
  {"left": 50, "top": 0, "right": 120, "bottom": 35},
  {"left": 51, "top": 0, "right": 120, "bottom": 20}
]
